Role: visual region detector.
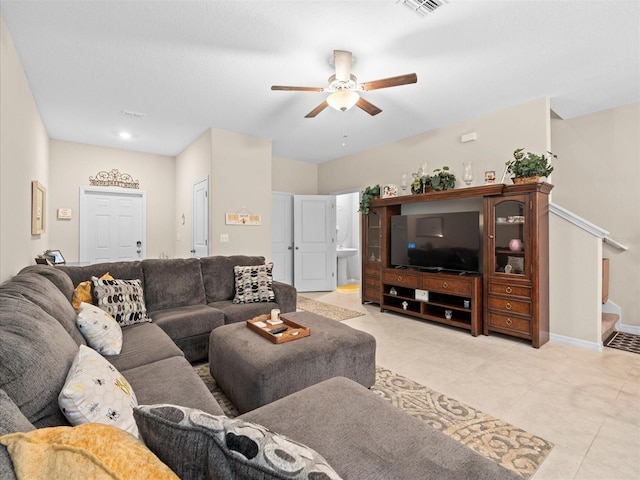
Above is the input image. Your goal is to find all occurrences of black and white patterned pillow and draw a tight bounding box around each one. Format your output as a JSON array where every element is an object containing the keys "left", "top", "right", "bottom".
[
  {"left": 92, "top": 277, "right": 150, "bottom": 326},
  {"left": 134, "top": 404, "right": 342, "bottom": 480},
  {"left": 232, "top": 263, "right": 275, "bottom": 304}
]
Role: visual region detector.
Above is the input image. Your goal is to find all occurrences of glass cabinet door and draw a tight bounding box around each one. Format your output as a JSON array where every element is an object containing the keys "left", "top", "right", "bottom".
[
  {"left": 366, "top": 209, "right": 381, "bottom": 262},
  {"left": 493, "top": 199, "right": 526, "bottom": 275}
]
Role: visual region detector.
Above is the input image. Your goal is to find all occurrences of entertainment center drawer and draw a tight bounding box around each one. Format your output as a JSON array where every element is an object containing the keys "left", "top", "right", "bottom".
[
  {"left": 487, "top": 295, "right": 531, "bottom": 315},
  {"left": 383, "top": 271, "right": 420, "bottom": 288},
  {"left": 422, "top": 277, "right": 472, "bottom": 296},
  {"left": 488, "top": 282, "right": 531, "bottom": 298},
  {"left": 364, "top": 264, "right": 380, "bottom": 277},
  {"left": 487, "top": 312, "right": 530, "bottom": 334}
]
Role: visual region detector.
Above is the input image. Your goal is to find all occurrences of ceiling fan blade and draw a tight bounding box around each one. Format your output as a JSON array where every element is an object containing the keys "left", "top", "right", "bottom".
[
  {"left": 271, "top": 85, "right": 324, "bottom": 92},
  {"left": 360, "top": 73, "right": 418, "bottom": 91},
  {"left": 305, "top": 101, "right": 329, "bottom": 118},
  {"left": 356, "top": 97, "right": 382, "bottom": 116},
  {"left": 334, "top": 50, "right": 352, "bottom": 82}
]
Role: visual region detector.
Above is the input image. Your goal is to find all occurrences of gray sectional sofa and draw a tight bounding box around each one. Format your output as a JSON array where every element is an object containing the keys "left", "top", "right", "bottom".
[
  {"left": 0, "top": 257, "right": 521, "bottom": 480},
  {"left": 58, "top": 255, "right": 297, "bottom": 361}
]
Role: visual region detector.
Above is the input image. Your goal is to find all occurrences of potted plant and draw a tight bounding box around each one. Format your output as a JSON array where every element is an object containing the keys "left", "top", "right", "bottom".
[
  {"left": 429, "top": 166, "right": 456, "bottom": 191},
  {"left": 358, "top": 184, "right": 380, "bottom": 215},
  {"left": 506, "top": 148, "right": 557, "bottom": 183}
]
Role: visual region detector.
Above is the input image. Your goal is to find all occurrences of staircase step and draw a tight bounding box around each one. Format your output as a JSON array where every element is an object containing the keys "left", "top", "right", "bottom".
[{"left": 602, "top": 312, "right": 619, "bottom": 342}]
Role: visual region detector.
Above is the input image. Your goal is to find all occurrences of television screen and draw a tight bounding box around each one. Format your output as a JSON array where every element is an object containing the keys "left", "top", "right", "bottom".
[{"left": 390, "top": 211, "right": 481, "bottom": 273}]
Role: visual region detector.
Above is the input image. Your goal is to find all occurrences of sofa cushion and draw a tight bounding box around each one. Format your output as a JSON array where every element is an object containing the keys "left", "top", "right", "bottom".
[
  {"left": 18, "top": 265, "right": 76, "bottom": 301},
  {"left": 76, "top": 302, "right": 123, "bottom": 355},
  {"left": 134, "top": 404, "right": 341, "bottom": 480},
  {"left": 241, "top": 377, "right": 522, "bottom": 480},
  {"left": 201, "top": 255, "right": 266, "bottom": 303},
  {"left": 149, "top": 304, "right": 225, "bottom": 341},
  {"left": 93, "top": 277, "right": 150, "bottom": 326},
  {"left": 59, "top": 345, "right": 138, "bottom": 437},
  {"left": 105, "top": 322, "right": 184, "bottom": 372},
  {"left": 0, "top": 424, "right": 178, "bottom": 480},
  {"left": 142, "top": 258, "right": 206, "bottom": 312},
  {"left": 0, "top": 294, "right": 77, "bottom": 427},
  {"left": 72, "top": 272, "right": 113, "bottom": 311},
  {"left": 208, "top": 299, "right": 281, "bottom": 325},
  {"left": 122, "top": 356, "right": 224, "bottom": 416},
  {"left": 58, "top": 261, "right": 144, "bottom": 289},
  {"left": 2, "top": 272, "right": 86, "bottom": 346},
  {"left": 1, "top": 389, "right": 35, "bottom": 480},
  {"left": 232, "top": 262, "right": 275, "bottom": 304}
]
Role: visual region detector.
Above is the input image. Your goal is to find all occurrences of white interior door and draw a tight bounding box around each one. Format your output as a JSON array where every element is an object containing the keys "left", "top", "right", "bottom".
[
  {"left": 80, "top": 188, "right": 146, "bottom": 263},
  {"left": 271, "top": 193, "right": 293, "bottom": 284},
  {"left": 293, "top": 195, "right": 336, "bottom": 292},
  {"left": 192, "top": 177, "right": 209, "bottom": 258}
]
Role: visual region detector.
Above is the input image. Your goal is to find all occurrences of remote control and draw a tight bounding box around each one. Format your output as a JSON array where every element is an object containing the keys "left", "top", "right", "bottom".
[{"left": 270, "top": 326, "right": 288, "bottom": 335}]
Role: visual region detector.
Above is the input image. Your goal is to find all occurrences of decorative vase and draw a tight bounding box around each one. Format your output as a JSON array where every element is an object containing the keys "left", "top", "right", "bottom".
[
  {"left": 509, "top": 238, "right": 523, "bottom": 251},
  {"left": 513, "top": 175, "right": 540, "bottom": 184}
]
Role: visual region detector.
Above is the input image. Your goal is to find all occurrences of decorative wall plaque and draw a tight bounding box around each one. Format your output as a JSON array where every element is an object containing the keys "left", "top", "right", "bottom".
[{"left": 89, "top": 169, "right": 140, "bottom": 189}]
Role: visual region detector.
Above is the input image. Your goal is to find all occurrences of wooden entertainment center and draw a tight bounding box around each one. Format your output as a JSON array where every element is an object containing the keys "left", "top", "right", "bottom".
[{"left": 361, "top": 182, "right": 553, "bottom": 348}]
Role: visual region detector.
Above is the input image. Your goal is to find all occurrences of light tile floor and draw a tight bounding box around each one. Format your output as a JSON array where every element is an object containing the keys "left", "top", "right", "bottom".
[{"left": 302, "top": 290, "right": 640, "bottom": 480}]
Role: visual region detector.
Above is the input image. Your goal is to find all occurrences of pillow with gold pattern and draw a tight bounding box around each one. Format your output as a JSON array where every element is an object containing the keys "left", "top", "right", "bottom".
[{"left": 0, "top": 423, "right": 178, "bottom": 480}]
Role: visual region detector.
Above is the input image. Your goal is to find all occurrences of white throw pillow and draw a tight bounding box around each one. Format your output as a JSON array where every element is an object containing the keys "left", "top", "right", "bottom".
[
  {"left": 76, "top": 302, "right": 123, "bottom": 355},
  {"left": 59, "top": 345, "right": 138, "bottom": 437}
]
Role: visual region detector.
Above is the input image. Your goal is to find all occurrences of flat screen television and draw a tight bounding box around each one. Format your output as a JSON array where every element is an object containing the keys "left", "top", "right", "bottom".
[{"left": 390, "top": 211, "right": 481, "bottom": 273}]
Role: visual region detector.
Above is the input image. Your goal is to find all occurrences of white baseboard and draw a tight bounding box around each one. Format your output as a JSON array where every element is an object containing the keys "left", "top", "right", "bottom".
[
  {"left": 619, "top": 323, "right": 640, "bottom": 335},
  {"left": 550, "top": 333, "right": 603, "bottom": 352}
]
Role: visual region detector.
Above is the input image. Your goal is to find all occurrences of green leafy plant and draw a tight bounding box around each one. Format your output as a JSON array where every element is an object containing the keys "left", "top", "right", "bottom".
[
  {"left": 429, "top": 166, "right": 456, "bottom": 191},
  {"left": 358, "top": 184, "right": 381, "bottom": 215},
  {"left": 506, "top": 148, "right": 557, "bottom": 179}
]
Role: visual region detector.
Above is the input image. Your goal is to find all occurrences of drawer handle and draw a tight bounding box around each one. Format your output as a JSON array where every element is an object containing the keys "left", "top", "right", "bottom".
[
  {"left": 442, "top": 282, "right": 448, "bottom": 289},
  {"left": 397, "top": 276, "right": 403, "bottom": 282},
  {"left": 505, "top": 302, "right": 512, "bottom": 310},
  {"left": 505, "top": 318, "right": 513, "bottom": 326},
  {"left": 505, "top": 286, "right": 513, "bottom": 294}
]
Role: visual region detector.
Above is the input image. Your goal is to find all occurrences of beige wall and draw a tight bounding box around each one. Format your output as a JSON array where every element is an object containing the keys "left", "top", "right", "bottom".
[
  {"left": 174, "top": 130, "right": 212, "bottom": 258},
  {"left": 48, "top": 140, "right": 176, "bottom": 262},
  {"left": 0, "top": 14, "right": 50, "bottom": 281},
  {"left": 211, "top": 128, "right": 272, "bottom": 258},
  {"left": 551, "top": 102, "right": 640, "bottom": 327},
  {"left": 549, "top": 214, "right": 603, "bottom": 345},
  {"left": 318, "top": 98, "right": 550, "bottom": 195},
  {"left": 272, "top": 156, "right": 318, "bottom": 194},
  {"left": 175, "top": 128, "right": 273, "bottom": 259}
]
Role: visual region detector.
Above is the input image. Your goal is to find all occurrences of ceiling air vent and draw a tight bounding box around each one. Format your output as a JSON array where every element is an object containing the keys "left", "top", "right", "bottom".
[
  {"left": 122, "top": 109, "right": 147, "bottom": 119},
  {"left": 397, "top": 0, "right": 449, "bottom": 17}
]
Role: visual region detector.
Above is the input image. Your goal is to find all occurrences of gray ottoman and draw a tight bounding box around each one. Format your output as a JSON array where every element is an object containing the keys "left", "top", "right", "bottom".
[{"left": 208, "top": 311, "right": 376, "bottom": 413}]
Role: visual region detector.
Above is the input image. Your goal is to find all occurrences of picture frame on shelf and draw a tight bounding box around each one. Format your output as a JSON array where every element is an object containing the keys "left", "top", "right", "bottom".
[
  {"left": 44, "top": 249, "right": 66, "bottom": 265},
  {"left": 382, "top": 184, "right": 398, "bottom": 198}
]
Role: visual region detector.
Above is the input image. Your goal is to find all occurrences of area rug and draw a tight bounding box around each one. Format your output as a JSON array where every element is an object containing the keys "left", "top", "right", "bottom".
[
  {"left": 193, "top": 363, "right": 553, "bottom": 478},
  {"left": 297, "top": 295, "right": 364, "bottom": 321},
  {"left": 605, "top": 331, "right": 640, "bottom": 355}
]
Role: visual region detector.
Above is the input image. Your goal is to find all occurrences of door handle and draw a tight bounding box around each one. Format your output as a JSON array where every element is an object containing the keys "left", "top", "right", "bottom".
[
  {"left": 136, "top": 250, "right": 141, "bottom": 254},
  {"left": 288, "top": 246, "right": 293, "bottom": 250},
  {"left": 190, "top": 249, "right": 196, "bottom": 253},
  {"left": 295, "top": 246, "right": 299, "bottom": 250}
]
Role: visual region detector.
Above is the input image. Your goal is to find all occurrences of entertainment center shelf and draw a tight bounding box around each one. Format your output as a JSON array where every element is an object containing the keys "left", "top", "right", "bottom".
[
  {"left": 361, "top": 182, "right": 553, "bottom": 348},
  {"left": 382, "top": 269, "right": 482, "bottom": 336}
]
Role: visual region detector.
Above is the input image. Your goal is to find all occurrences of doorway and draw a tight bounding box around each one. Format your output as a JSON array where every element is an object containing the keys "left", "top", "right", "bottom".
[
  {"left": 79, "top": 187, "right": 146, "bottom": 263},
  {"left": 335, "top": 190, "right": 361, "bottom": 288},
  {"left": 271, "top": 193, "right": 336, "bottom": 292},
  {"left": 192, "top": 177, "right": 209, "bottom": 258}
]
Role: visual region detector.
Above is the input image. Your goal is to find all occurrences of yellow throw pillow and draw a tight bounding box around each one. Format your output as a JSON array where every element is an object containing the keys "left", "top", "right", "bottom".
[
  {"left": 72, "top": 273, "right": 113, "bottom": 311},
  {"left": 0, "top": 423, "right": 178, "bottom": 480}
]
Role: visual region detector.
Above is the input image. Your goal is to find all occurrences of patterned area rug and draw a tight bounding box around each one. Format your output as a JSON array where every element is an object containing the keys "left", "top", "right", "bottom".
[
  {"left": 297, "top": 295, "right": 365, "bottom": 321},
  {"left": 605, "top": 331, "right": 640, "bottom": 354},
  {"left": 193, "top": 363, "right": 553, "bottom": 478}
]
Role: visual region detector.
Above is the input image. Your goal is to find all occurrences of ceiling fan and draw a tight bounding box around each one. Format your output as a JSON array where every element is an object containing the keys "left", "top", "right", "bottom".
[{"left": 271, "top": 50, "right": 417, "bottom": 118}]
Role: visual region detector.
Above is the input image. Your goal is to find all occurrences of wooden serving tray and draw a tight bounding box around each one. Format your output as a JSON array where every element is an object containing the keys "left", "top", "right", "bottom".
[{"left": 246, "top": 314, "right": 311, "bottom": 344}]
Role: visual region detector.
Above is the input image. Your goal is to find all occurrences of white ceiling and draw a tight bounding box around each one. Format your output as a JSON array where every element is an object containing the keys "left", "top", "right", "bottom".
[{"left": 2, "top": 0, "right": 639, "bottom": 164}]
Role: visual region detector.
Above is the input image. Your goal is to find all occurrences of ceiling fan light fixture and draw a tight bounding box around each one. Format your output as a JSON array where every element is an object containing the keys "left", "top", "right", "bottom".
[{"left": 327, "top": 90, "right": 360, "bottom": 112}]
